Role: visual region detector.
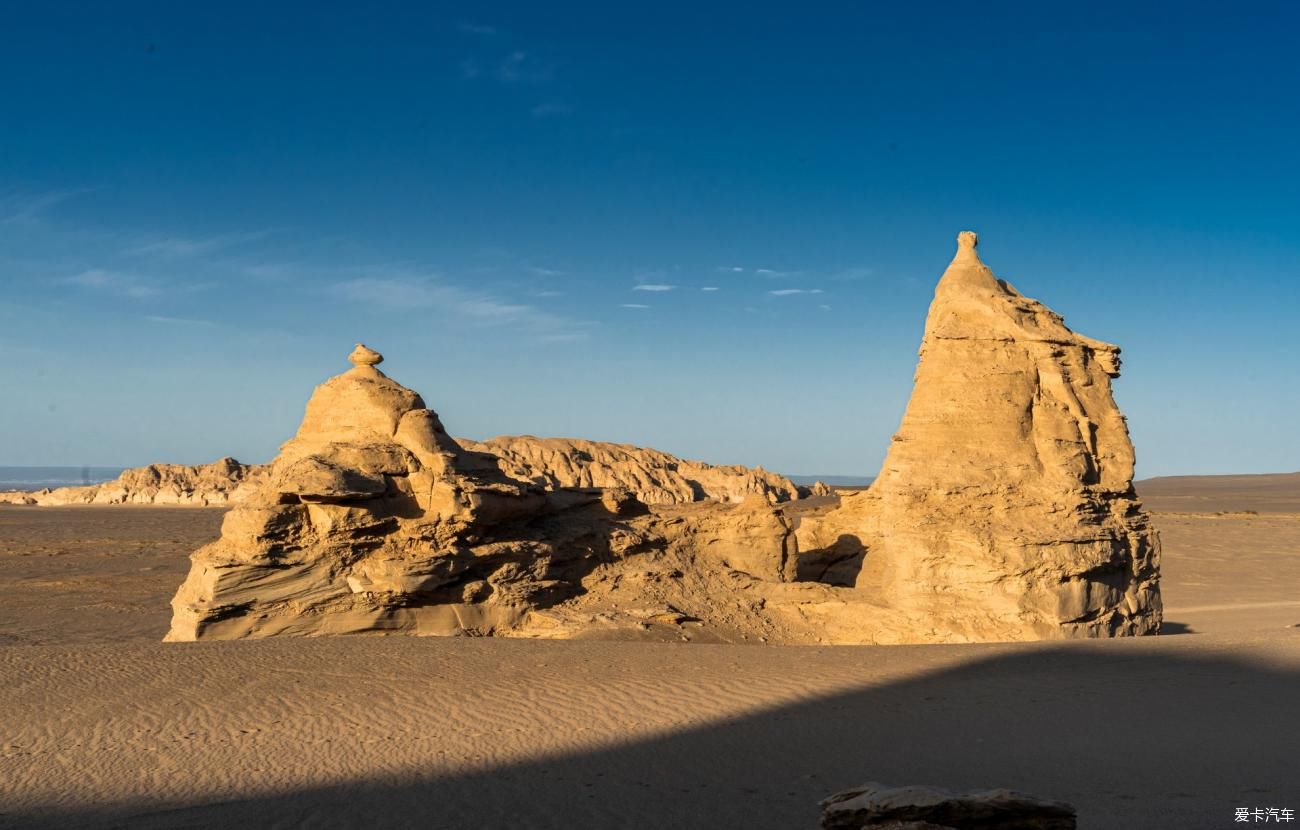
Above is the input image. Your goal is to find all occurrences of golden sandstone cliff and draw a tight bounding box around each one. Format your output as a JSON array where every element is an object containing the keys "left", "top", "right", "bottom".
[{"left": 166, "top": 232, "right": 1160, "bottom": 644}]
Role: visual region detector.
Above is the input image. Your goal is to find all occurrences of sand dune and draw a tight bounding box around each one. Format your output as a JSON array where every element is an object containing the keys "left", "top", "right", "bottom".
[{"left": 1, "top": 474, "right": 1298, "bottom": 829}]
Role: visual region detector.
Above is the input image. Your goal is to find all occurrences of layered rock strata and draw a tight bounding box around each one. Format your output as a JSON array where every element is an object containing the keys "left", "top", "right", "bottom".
[
  {"left": 0, "top": 458, "right": 266, "bottom": 506},
  {"left": 461, "top": 435, "right": 800, "bottom": 505},
  {"left": 798, "top": 232, "right": 1161, "bottom": 640},
  {"left": 166, "top": 347, "right": 806, "bottom": 641}
]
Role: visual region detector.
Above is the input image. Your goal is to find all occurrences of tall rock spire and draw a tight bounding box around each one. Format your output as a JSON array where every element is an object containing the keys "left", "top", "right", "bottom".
[{"left": 863, "top": 231, "right": 1161, "bottom": 640}]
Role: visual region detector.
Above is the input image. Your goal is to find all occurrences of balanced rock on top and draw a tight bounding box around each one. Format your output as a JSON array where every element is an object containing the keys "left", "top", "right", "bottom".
[{"left": 799, "top": 231, "right": 1161, "bottom": 641}]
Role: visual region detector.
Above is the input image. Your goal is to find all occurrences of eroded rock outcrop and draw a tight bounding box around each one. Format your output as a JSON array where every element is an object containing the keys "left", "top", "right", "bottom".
[
  {"left": 167, "top": 231, "right": 1162, "bottom": 645},
  {"left": 461, "top": 435, "right": 800, "bottom": 505},
  {"left": 798, "top": 231, "right": 1161, "bottom": 641},
  {"left": 820, "top": 782, "right": 1077, "bottom": 830},
  {"left": 166, "top": 346, "right": 806, "bottom": 641},
  {"left": 0, "top": 458, "right": 267, "bottom": 506}
]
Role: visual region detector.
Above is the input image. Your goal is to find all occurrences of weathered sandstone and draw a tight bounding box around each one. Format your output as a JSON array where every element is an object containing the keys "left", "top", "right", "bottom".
[
  {"left": 461, "top": 435, "right": 800, "bottom": 505},
  {"left": 168, "top": 231, "right": 1161, "bottom": 644},
  {"left": 797, "top": 231, "right": 1161, "bottom": 641},
  {"left": 166, "top": 346, "right": 809, "bottom": 641},
  {"left": 0, "top": 458, "right": 266, "bottom": 506}
]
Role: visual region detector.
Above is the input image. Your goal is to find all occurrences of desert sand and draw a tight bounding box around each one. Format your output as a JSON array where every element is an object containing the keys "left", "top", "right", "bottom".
[{"left": 1, "top": 484, "right": 1297, "bottom": 828}]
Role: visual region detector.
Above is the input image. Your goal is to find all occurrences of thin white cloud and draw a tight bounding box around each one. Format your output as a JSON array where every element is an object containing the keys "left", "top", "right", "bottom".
[
  {"left": 829, "top": 266, "right": 873, "bottom": 281},
  {"left": 533, "top": 289, "right": 564, "bottom": 298},
  {"left": 768, "top": 288, "right": 824, "bottom": 296},
  {"left": 0, "top": 190, "right": 84, "bottom": 226},
  {"left": 620, "top": 303, "right": 650, "bottom": 309},
  {"left": 144, "top": 315, "right": 216, "bottom": 327},
  {"left": 633, "top": 284, "right": 675, "bottom": 292},
  {"left": 330, "top": 273, "right": 589, "bottom": 342},
  {"left": 461, "top": 60, "right": 481, "bottom": 80},
  {"left": 62, "top": 269, "right": 158, "bottom": 299},
  {"left": 819, "top": 304, "right": 832, "bottom": 310},
  {"left": 528, "top": 267, "right": 565, "bottom": 277},
  {"left": 125, "top": 230, "right": 269, "bottom": 258},
  {"left": 701, "top": 286, "right": 720, "bottom": 292}
]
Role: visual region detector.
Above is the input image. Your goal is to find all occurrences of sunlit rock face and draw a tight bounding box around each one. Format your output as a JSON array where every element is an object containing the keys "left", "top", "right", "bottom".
[
  {"left": 461, "top": 435, "right": 802, "bottom": 506},
  {"left": 818, "top": 231, "right": 1161, "bottom": 641},
  {"left": 166, "top": 231, "right": 1161, "bottom": 646}
]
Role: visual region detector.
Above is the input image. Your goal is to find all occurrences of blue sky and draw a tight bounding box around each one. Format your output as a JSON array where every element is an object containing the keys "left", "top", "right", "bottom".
[{"left": 2, "top": 2, "right": 1298, "bottom": 477}]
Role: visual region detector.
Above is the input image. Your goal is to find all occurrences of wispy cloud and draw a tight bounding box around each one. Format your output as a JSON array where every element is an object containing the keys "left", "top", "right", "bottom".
[
  {"left": 144, "top": 314, "right": 216, "bottom": 327},
  {"left": 768, "top": 288, "right": 824, "bottom": 296},
  {"left": 125, "top": 230, "right": 269, "bottom": 258},
  {"left": 460, "top": 59, "right": 481, "bottom": 80},
  {"left": 62, "top": 269, "right": 158, "bottom": 299},
  {"left": 528, "top": 266, "right": 565, "bottom": 277},
  {"left": 620, "top": 303, "right": 650, "bottom": 309},
  {"left": 829, "top": 266, "right": 873, "bottom": 281},
  {"left": 533, "top": 289, "right": 564, "bottom": 298},
  {"left": 458, "top": 22, "right": 497, "bottom": 36},
  {"left": 329, "top": 272, "right": 590, "bottom": 342},
  {"left": 0, "top": 190, "right": 84, "bottom": 226},
  {"left": 701, "top": 286, "right": 720, "bottom": 292},
  {"left": 633, "top": 283, "right": 675, "bottom": 292}
]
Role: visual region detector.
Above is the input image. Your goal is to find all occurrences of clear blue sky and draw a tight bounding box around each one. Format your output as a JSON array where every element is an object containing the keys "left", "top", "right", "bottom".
[{"left": 2, "top": 2, "right": 1298, "bottom": 477}]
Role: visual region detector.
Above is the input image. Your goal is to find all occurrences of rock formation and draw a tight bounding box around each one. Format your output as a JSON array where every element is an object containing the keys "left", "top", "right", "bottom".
[
  {"left": 797, "top": 231, "right": 1161, "bottom": 641},
  {"left": 820, "top": 782, "right": 1076, "bottom": 829},
  {"left": 0, "top": 458, "right": 266, "bottom": 506},
  {"left": 460, "top": 435, "right": 801, "bottom": 505},
  {"left": 167, "top": 231, "right": 1162, "bottom": 645},
  {"left": 2, "top": 442, "right": 797, "bottom": 510},
  {"left": 166, "top": 346, "right": 805, "bottom": 641}
]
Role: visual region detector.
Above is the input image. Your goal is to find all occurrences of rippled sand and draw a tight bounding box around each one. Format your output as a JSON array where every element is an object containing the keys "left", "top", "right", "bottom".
[{"left": 1, "top": 494, "right": 1297, "bottom": 829}]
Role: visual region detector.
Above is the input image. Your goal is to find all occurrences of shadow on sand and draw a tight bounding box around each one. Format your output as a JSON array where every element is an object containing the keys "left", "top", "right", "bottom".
[{"left": 6, "top": 642, "right": 1296, "bottom": 830}]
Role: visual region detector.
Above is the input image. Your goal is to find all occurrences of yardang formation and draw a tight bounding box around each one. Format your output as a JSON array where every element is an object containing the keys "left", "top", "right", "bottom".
[{"left": 166, "top": 233, "right": 1161, "bottom": 644}]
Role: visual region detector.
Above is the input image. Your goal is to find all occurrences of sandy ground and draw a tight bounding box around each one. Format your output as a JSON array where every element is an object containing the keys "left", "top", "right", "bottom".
[{"left": 1, "top": 486, "right": 1297, "bottom": 829}]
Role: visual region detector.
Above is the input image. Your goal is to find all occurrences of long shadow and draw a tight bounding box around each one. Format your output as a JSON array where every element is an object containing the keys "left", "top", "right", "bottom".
[{"left": 6, "top": 644, "right": 1297, "bottom": 830}]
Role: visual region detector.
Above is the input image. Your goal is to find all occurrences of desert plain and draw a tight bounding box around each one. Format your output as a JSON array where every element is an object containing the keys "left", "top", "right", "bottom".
[{"left": 1, "top": 475, "right": 1297, "bottom": 829}]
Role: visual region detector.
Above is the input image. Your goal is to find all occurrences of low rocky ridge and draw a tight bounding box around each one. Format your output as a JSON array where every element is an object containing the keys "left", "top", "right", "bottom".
[
  {"left": 460, "top": 435, "right": 802, "bottom": 505},
  {"left": 165, "top": 231, "right": 1163, "bottom": 645},
  {"left": 3, "top": 443, "right": 808, "bottom": 508},
  {"left": 0, "top": 458, "right": 266, "bottom": 506}
]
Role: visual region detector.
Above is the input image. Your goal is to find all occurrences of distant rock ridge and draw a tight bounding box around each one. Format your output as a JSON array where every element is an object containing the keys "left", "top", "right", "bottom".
[
  {"left": 0, "top": 439, "right": 804, "bottom": 509},
  {"left": 460, "top": 435, "right": 801, "bottom": 505},
  {"left": 0, "top": 458, "right": 266, "bottom": 506}
]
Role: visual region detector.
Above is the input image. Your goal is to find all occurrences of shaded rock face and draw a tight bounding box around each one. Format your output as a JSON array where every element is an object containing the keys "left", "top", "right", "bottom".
[
  {"left": 460, "top": 436, "right": 801, "bottom": 505},
  {"left": 0, "top": 458, "right": 266, "bottom": 506},
  {"left": 820, "top": 782, "right": 1076, "bottom": 830},
  {"left": 801, "top": 232, "right": 1161, "bottom": 641}
]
